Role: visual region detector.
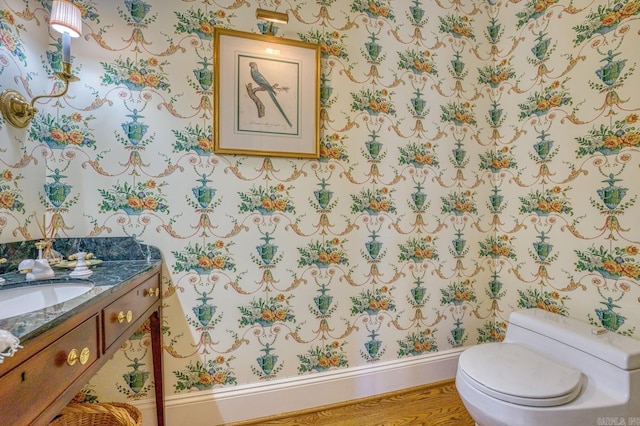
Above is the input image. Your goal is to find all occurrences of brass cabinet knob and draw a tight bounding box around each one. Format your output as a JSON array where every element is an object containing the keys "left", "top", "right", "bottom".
[
  {"left": 145, "top": 287, "right": 160, "bottom": 297},
  {"left": 67, "top": 349, "right": 78, "bottom": 366},
  {"left": 117, "top": 310, "right": 133, "bottom": 323},
  {"left": 79, "top": 347, "right": 90, "bottom": 365},
  {"left": 66, "top": 347, "right": 90, "bottom": 366}
]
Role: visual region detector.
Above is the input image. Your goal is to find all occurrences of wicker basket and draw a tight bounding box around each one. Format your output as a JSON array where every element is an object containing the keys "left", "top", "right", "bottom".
[{"left": 49, "top": 402, "right": 142, "bottom": 426}]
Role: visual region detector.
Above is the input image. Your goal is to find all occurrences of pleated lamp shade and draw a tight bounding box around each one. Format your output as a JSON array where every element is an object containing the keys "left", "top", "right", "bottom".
[{"left": 50, "top": 0, "right": 82, "bottom": 37}]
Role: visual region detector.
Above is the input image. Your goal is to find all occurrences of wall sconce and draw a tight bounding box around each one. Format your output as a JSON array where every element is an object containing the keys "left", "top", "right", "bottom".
[
  {"left": 0, "top": 0, "right": 82, "bottom": 128},
  {"left": 255, "top": 8, "right": 288, "bottom": 36}
]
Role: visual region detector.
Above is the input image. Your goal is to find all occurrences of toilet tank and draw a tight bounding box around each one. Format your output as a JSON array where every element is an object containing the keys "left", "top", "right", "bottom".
[{"left": 505, "top": 308, "right": 640, "bottom": 371}]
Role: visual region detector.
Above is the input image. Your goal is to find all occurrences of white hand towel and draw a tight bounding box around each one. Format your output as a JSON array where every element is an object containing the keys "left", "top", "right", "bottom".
[{"left": 0, "top": 329, "right": 21, "bottom": 363}]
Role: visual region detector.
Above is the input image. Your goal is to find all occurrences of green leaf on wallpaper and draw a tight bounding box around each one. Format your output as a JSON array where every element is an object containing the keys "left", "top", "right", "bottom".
[
  {"left": 98, "top": 180, "right": 169, "bottom": 215},
  {"left": 172, "top": 124, "right": 214, "bottom": 156},
  {"left": 478, "top": 147, "right": 517, "bottom": 172},
  {"left": 172, "top": 241, "right": 236, "bottom": 274},
  {"left": 101, "top": 57, "right": 171, "bottom": 92},
  {"left": 298, "top": 238, "right": 349, "bottom": 268},
  {"left": 397, "top": 329, "right": 438, "bottom": 357},
  {"left": 478, "top": 235, "right": 517, "bottom": 260},
  {"left": 350, "top": 286, "right": 396, "bottom": 315},
  {"left": 173, "top": 359, "right": 237, "bottom": 392},
  {"left": 397, "top": 236, "right": 438, "bottom": 263},
  {"left": 438, "top": 13, "right": 475, "bottom": 40},
  {"left": 174, "top": 9, "right": 234, "bottom": 40},
  {"left": 440, "top": 280, "right": 477, "bottom": 306},
  {"left": 575, "top": 244, "right": 640, "bottom": 280},
  {"left": 298, "top": 29, "right": 349, "bottom": 60},
  {"left": 238, "top": 295, "right": 295, "bottom": 327},
  {"left": 515, "top": 0, "right": 558, "bottom": 29},
  {"left": 575, "top": 114, "right": 640, "bottom": 157},
  {"left": 0, "top": 169, "right": 25, "bottom": 213},
  {"left": 351, "top": 0, "right": 396, "bottom": 20},
  {"left": 29, "top": 112, "right": 97, "bottom": 149},
  {"left": 573, "top": 0, "right": 640, "bottom": 45},
  {"left": 477, "top": 61, "right": 515, "bottom": 88},
  {"left": 518, "top": 186, "right": 573, "bottom": 216},
  {"left": 477, "top": 320, "right": 507, "bottom": 343},
  {"left": 441, "top": 190, "right": 477, "bottom": 215},
  {"left": 398, "top": 141, "right": 439, "bottom": 169},
  {"left": 351, "top": 88, "right": 396, "bottom": 116},
  {"left": 397, "top": 49, "right": 438, "bottom": 76},
  {"left": 517, "top": 81, "right": 571, "bottom": 119},
  {"left": 320, "top": 133, "right": 349, "bottom": 162},
  {"left": 0, "top": 10, "right": 27, "bottom": 65},
  {"left": 350, "top": 187, "right": 396, "bottom": 215},
  {"left": 238, "top": 184, "right": 296, "bottom": 215},
  {"left": 440, "top": 101, "right": 476, "bottom": 126},
  {"left": 298, "top": 342, "right": 349, "bottom": 373},
  {"left": 517, "top": 287, "right": 569, "bottom": 316}
]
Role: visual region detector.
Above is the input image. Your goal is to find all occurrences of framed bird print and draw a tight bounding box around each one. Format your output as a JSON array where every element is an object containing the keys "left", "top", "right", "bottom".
[{"left": 213, "top": 28, "right": 320, "bottom": 158}]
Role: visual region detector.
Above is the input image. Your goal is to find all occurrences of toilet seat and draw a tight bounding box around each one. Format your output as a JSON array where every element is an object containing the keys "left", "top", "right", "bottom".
[{"left": 458, "top": 342, "right": 583, "bottom": 407}]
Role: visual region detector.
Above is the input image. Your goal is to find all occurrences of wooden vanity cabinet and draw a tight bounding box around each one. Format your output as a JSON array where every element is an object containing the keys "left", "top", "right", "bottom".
[{"left": 0, "top": 265, "right": 164, "bottom": 426}]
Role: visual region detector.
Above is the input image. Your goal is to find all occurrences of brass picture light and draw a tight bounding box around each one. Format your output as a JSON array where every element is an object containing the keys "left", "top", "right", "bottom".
[{"left": 255, "top": 8, "right": 289, "bottom": 36}]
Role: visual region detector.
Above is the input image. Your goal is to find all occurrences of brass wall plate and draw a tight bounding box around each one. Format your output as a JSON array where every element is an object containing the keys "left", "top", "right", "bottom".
[{"left": 0, "top": 89, "right": 35, "bottom": 128}]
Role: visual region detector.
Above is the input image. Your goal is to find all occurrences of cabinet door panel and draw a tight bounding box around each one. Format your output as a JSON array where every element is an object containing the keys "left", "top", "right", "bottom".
[{"left": 0, "top": 315, "right": 99, "bottom": 426}]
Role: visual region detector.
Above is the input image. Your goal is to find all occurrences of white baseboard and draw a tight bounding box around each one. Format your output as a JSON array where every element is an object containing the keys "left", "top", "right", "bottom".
[{"left": 135, "top": 348, "right": 463, "bottom": 426}]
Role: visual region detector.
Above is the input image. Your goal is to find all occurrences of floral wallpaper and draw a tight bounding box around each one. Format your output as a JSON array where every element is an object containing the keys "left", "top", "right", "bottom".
[{"left": 0, "top": 0, "right": 639, "bottom": 409}]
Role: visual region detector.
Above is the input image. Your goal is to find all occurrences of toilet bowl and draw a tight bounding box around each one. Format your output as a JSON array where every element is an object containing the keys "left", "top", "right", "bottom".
[{"left": 456, "top": 308, "right": 640, "bottom": 426}]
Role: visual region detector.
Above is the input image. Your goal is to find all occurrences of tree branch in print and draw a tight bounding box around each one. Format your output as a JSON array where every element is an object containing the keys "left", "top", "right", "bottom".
[{"left": 245, "top": 82, "right": 291, "bottom": 120}]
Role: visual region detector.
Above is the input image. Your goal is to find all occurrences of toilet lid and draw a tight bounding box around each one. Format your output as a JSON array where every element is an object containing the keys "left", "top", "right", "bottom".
[{"left": 458, "top": 342, "right": 583, "bottom": 407}]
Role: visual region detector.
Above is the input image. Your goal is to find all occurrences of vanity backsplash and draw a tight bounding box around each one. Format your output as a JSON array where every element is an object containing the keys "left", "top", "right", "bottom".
[{"left": 0, "top": 236, "right": 162, "bottom": 273}]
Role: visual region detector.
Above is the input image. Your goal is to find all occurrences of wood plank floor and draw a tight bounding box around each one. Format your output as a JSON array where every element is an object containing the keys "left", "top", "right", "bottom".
[{"left": 227, "top": 379, "right": 474, "bottom": 425}]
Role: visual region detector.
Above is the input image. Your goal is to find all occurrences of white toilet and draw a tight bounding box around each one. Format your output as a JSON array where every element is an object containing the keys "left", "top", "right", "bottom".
[{"left": 456, "top": 308, "right": 640, "bottom": 426}]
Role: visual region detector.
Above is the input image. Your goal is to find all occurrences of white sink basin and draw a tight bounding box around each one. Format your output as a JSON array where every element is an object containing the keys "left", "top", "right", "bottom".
[{"left": 0, "top": 281, "right": 94, "bottom": 320}]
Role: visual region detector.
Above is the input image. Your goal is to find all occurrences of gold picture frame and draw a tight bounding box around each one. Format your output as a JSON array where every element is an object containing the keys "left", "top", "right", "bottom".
[{"left": 214, "top": 28, "right": 320, "bottom": 158}]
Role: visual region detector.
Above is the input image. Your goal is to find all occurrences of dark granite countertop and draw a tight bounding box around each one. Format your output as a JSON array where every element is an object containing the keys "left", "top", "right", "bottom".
[{"left": 0, "top": 237, "right": 162, "bottom": 343}]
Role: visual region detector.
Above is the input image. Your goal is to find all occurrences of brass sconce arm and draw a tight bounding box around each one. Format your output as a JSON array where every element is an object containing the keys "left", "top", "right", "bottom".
[{"left": 0, "top": 61, "right": 78, "bottom": 129}]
